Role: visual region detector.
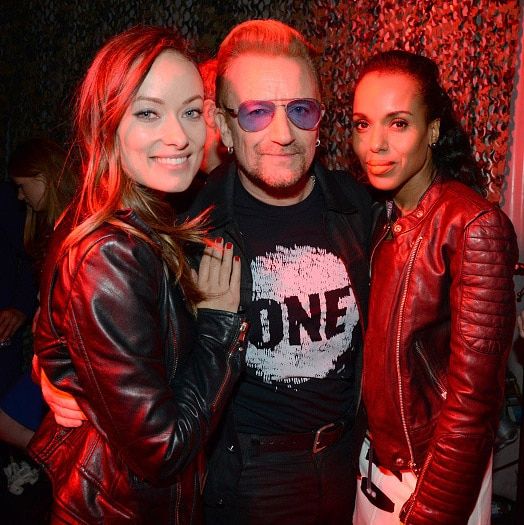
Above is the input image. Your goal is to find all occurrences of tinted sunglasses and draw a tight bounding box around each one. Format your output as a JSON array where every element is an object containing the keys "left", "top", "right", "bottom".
[{"left": 222, "top": 98, "right": 324, "bottom": 132}]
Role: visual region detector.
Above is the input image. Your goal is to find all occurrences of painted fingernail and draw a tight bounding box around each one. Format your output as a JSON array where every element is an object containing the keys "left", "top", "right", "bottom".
[
  {"left": 216, "top": 237, "right": 223, "bottom": 243},
  {"left": 226, "top": 242, "right": 233, "bottom": 249},
  {"left": 234, "top": 256, "right": 240, "bottom": 262}
]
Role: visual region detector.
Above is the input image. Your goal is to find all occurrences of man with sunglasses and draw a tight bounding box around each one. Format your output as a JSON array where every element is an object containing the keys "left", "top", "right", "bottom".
[{"left": 189, "top": 19, "right": 372, "bottom": 525}]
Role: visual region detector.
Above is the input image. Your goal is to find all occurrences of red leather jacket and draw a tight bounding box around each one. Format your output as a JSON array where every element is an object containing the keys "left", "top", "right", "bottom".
[
  {"left": 363, "top": 178, "right": 518, "bottom": 525},
  {"left": 29, "top": 210, "right": 247, "bottom": 524}
]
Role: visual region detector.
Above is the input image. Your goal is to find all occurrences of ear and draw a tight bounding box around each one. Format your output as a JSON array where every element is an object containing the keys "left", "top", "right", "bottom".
[
  {"left": 215, "top": 110, "right": 234, "bottom": 148},
  {"left": 429, "top": 118, "right": 440, "bottom": 145},
  {"left": 203, "top": 99, "right": 217, "bottom": 129}
]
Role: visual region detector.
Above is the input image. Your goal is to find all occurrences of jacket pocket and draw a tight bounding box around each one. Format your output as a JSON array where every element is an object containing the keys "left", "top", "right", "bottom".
[
  {"left": 414, "top": 340, "right": 447, "bottom": 400},
  {"left": 30, "top": 416, "right": 136, "bottom": 523}
]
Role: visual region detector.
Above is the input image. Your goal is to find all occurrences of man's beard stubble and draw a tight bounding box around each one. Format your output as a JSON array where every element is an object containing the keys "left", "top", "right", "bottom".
[{"left": 236, "top": 144, "right": 314, "bottom": 201}]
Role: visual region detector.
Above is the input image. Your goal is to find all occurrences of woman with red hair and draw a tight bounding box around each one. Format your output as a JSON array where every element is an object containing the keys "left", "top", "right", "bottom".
[{"left": 29, "top": 26, "right": 246, "bottom": 524}]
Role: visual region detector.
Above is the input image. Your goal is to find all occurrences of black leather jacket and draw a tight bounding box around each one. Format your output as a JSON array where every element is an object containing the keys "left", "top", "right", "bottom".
[
  {"left": 29, "top": 209, "right": 247, "bottom": 524},
  {"left": 188, "top": 160, "right": 372, "bottom": 509}
]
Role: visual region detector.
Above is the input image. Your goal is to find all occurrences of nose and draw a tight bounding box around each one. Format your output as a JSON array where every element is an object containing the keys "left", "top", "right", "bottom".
[
  {"left": 369, "top": 126, "right": 388, "bottom": 152},
  {"left": 16, "top": 188, "right": 25, "bottom": 201},
  {"left": 163, "top": 115, "right": 189, "bottom": 149},
  {"left": 268, "top": 106, "right": 294, "bottom": 145}
]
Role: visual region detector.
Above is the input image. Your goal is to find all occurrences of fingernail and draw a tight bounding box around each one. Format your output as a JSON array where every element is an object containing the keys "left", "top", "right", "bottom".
[
  {"left": 216, "top": 237, "right": 223, "bottom": 243},
  {"left": 234, "top": 255, "right": 240, "bottom": 262},
  {"left": 226, "top": 242, "right": 233, "bottom": 249}
]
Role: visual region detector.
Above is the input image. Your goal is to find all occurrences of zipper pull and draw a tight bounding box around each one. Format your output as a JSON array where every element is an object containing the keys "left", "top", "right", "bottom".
[{"left": 237, "top": 321, "right": 249, "bottom": 345}]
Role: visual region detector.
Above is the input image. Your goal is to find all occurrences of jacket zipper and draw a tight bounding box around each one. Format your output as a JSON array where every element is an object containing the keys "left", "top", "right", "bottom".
[
  {"left": 414, "top": 341, "right": 447, "bottom": 399},
  {"left": 175, "top": 481, "right": 181, "bottom": 524},
  {"left": 396, "top": 235, "right": 424, "bottom": 473},
  {"left": 41, "top": 426, "right": 71, "bottom": 458},
  {"left": 168, "top": 317, "right": 178, "bottom": 382},
  {"left": 210, "top": 321, "right": 248, "bottom": 413},
  {"left": 403, "top": 451, "right": 433, "bottom": 522},
  {"left": 369, "top": 222, "right": 391, "bottom": 272}
]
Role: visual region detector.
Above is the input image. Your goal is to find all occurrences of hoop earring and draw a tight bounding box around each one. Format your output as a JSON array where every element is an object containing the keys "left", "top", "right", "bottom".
[
  {"left": 227, "top": 146, "right": 234, "bottom": 155},
  {"left": 315, "top": 139, "right": 320, "bottom": 148}
]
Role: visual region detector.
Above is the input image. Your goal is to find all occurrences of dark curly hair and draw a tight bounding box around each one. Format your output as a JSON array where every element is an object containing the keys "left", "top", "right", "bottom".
[{"left": 354, "top": 50, "right": 482, "bottom": 189}]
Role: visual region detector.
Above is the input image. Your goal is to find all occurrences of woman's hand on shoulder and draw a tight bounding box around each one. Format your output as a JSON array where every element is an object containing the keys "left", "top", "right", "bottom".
[{"left": 194, "top": 238, "right": 240, "bottom": 313}]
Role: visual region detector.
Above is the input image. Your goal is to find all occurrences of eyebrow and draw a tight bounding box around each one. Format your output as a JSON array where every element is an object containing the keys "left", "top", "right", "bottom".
[
  {"left": 352, "top": 110, "right": 413, "bottom": 118},
  {"left": 134, "top": 94, "right": 204, "bottom": 105}
]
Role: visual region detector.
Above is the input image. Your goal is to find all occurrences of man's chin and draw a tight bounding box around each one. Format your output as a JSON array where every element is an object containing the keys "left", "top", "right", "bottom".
[{"left": 253, "top": 171, "right": 310, "bottom": 198}]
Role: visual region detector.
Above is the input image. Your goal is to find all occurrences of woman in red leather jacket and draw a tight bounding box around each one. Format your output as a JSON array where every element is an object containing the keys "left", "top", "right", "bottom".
[
  {"left": 28, "top": 26, "right": 247, "bottom": 524},
  {"left": 351, "top": 50, "right": 518, "bottom": 525}
]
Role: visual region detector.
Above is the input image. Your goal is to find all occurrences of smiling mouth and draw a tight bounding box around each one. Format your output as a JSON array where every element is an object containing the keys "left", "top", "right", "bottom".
[{"left": 154, "top": 156, "right": 190, "bottom": 166}]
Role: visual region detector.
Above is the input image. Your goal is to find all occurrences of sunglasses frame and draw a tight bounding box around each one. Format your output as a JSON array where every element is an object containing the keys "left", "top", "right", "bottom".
[{"left": 222, "top": 98, "right": 324, "bottom": 132}]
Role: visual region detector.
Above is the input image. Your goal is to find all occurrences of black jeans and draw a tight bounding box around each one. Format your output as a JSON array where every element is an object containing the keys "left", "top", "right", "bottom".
[{"left": 204, "top": 426, "right": 357, "bottom": 525}]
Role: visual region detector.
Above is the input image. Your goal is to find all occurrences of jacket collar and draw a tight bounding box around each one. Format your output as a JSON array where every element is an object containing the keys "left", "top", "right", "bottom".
[{"left": 388, "top": 176, "right": 444, "bottom": 235}]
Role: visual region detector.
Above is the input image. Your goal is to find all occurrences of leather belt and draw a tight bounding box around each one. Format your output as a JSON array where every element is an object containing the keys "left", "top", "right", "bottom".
[{"left": 245, "top": 420, "right": 347, "bottom": 454}]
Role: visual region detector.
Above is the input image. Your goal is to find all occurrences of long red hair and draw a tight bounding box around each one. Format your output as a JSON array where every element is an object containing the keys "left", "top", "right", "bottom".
[{"left": 66, "top": 26, "right": 207, "bottom": 305}]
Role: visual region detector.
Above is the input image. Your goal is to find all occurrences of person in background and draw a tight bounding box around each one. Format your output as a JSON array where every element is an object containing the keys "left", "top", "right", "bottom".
[
  {"left": 0, "top": 182, "right": 36, "bottom": 398},
  {"left": 198, "top": 57, "right": 229, "bottom": 174},
  {"left": 9, "top": 138, "right": 78, "bottom": 275},
  {"left": 168, "top": 57, "right": 228, "bottom": 215},
  {"left": 0, "top": 137, "right": 78, "bottom": 454},
  {"left": 0, "top": 180, "right": 41, "bottom": 505},
  {"left": 351, "top": 50, "right": 518, "bottom": 525},
  {"left": 28, "top": 25, "right": 246, "bottom": 524}
]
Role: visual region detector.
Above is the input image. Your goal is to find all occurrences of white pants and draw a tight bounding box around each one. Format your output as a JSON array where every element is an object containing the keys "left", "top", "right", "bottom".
[{"left": 353, "top": 437, "right": 492, "bottom": 525}]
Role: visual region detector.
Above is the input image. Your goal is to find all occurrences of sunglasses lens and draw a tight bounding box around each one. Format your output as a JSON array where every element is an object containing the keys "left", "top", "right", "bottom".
[
  {"left": 235, "top": 99, "right": 322, "bottom": 132},
  {"left": 237, "top": 101, "right": 275, "bottom": 132},
  {"left": 287, "top": 99, "right": 322, "bottom": 130}
]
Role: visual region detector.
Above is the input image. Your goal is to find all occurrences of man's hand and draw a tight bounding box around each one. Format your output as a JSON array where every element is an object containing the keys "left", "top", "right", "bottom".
[
  {"left": 194, "top": 238, "right": 241, "bottom": 313},
  {"left": 0, "top": 308, "right": 26, "bottom": 342},
  {"left": 40, "top": 366, "right": 87, "bottom": 427}
]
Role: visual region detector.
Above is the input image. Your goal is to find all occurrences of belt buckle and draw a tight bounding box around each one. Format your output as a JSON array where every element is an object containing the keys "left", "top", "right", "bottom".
[{"left": 312, "top": 422, "right": 336, "bottom": 454}]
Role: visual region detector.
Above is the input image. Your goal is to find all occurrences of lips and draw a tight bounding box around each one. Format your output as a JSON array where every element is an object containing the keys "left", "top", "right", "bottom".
[{"left": 366, "top": 161, "right": 394, "bottom": 175}]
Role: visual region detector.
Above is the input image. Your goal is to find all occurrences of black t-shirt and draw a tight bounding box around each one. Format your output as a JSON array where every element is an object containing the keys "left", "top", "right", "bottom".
[{"left": 233, "top": 177, "right": 361, "bottom": 434}]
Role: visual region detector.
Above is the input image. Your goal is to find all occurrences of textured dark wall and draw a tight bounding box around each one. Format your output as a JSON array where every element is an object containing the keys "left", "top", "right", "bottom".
[
  {"left": 0, "top": 0, "right": 309, "bottom": 175},
  {"left": 303, "top": 0, "right": 521, "bottom": 202},
  {"left": 0, "top": 0, "right": 520, "bottom": 201}
]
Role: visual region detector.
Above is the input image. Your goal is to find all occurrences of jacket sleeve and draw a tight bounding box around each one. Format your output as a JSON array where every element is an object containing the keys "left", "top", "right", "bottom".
[
  {"left": 401, "top": 208, "right": 518, "bottom": 524},
  {"left": 37, "top": 234, "right": 245, "bottom": 485}
]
